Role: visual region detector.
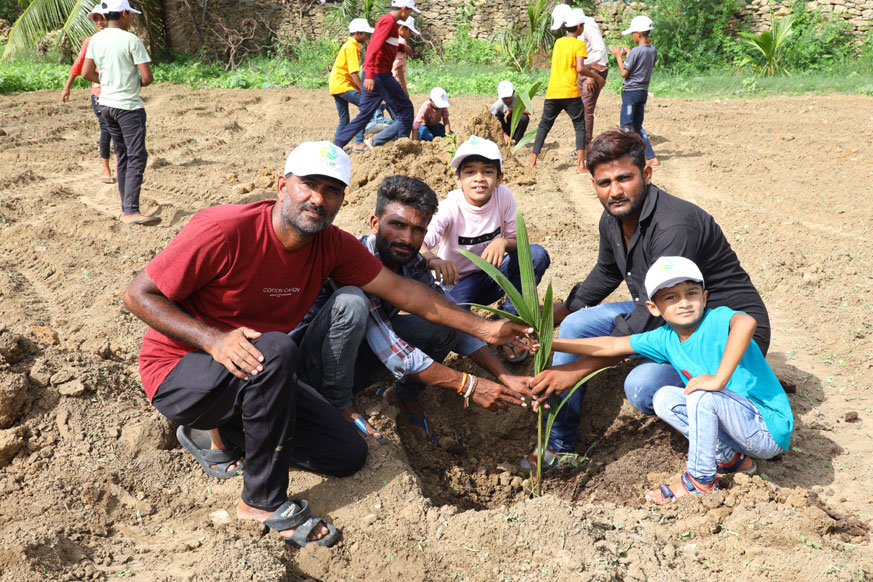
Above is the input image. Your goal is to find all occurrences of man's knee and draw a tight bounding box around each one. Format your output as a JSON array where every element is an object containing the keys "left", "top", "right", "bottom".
[
  {"left": 329, "top": 287, "right": 369, "bottom": 325},
  {"left": 257, "top": 332, "right": 300, "bottom": 374},
  {"left": 336, "top": 436, "right": 368, "bottom": 477},
  {"left": 623, "top": 367, "right": 659, "bottom": 415}
]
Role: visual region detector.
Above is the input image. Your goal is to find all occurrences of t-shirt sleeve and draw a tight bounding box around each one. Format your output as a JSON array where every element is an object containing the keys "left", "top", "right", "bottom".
[
  {"left": 146, "top": 215, "right": 231, "bottom": 302},
  {"left": 628, "top": 327, "right": 671, "bottom": 364},
  {"left": 346, "top": 44, "right": 360, "bottom": 75},
  {"left": 70, "top": 37, "right": 90, "bottom": 77},
  {"left": 412, "top": 102, "right": 430, "bottom": 130},
  {"left": 489, "top": 99, "right": 504, "bottom": 116},
  {"left": 623, "top": 48, "right": 638, "bottom": 72},
  {"left": 130, "top": 36, "right": 152, "bottom": 66},
  {"left": 501, "top": 188, "right": 518, "bottom": 239},
  {"left": 576, "top": 39, "right": 588, "bottom": 59},
  {"left": 328, "top": 228, "right": 383, "bottom": 287},
  {"left": 84, "top": 36, "right": 95, "bottom": 60}
]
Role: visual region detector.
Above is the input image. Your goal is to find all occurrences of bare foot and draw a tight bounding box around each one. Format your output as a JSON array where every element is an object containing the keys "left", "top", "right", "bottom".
[
  {"left": 576, "top": 164, "right": 589, "bottom": 174},
  {"left": 378, "top": 385, "right": 431, "bottom": 441},
  {"left": 645, "top": 473, "right": 717, "bottom": 504},
  {"left": 237, "top": 499, "right": 330, "bottom": 543},
  {"left": 207, "top": 428, "right": 242, "bottom": 474},
  {"left": 337, "top": 405, "right": 385, "bottom": 441}
]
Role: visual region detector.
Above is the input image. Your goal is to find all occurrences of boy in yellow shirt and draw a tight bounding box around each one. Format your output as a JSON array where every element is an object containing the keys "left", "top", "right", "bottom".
[
  {"left": 329, "top": 18, "right": 375, "bottom": 152},
  {"left": 528, "top": 8, "right": 605, "bottom": 174}
]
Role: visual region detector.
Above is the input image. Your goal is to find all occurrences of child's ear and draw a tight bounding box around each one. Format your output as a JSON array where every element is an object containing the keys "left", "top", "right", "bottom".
[
  {"left": 496, "top": 171, "right": 504, "bottom": 185},
  {"left": 645, "top": 300, "right": 661, "bottom": 317},
  {"left": 703, "top": 289, "right": 709, "bottom": 303}
]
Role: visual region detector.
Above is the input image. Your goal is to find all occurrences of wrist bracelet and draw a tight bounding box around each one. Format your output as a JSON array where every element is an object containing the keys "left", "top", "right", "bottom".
[
  {"left": 463, "top": 375, "right": 477, "bottom": 409},
  {"left": 457, "top": 372, "right": 468, "bottom": 395}
]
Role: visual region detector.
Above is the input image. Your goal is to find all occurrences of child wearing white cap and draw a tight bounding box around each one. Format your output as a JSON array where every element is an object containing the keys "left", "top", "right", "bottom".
[
  {"left": 81, "top": 0, "right": 158, "bottom": 226},
  {"left": 411, "top": 87, "right": 452, "bottom": 141},
  {"left": 489, "top": 80, "right": 531, "bottom": 145},
  {"left": 392, "top": 16, "right": 419, "bottom": 96},
  {"left": 542, "top": 256, "right": 793, "bottom": 504},
  {"left": 529, "top": 7, "right": 606, "bottom": 174},
  {"left": 329, "top": 18, "right": 375, "bottom": 152},
  {"left": 611, "top": 14, "right": 659, "bottom": 165},
  {"left": 423, "top": 136, "right": 551, "bottom": 363}
]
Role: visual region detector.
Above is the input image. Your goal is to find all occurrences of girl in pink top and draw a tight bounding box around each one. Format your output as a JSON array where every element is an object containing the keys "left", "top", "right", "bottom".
[{"left": 61, "top": 10, "right": 115, "bottom": 184}]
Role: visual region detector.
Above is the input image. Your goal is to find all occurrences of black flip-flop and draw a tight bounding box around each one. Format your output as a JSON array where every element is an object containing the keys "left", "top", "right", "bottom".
[
  {"left": 176, "top": 425, "right": 243, "bottom": 480},
  {"left": 262, "top": 499, "right": 340, "bottom": 548}
]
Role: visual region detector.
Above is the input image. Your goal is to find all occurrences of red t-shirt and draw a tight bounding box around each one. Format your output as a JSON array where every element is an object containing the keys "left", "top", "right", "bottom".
[
  {"left": 138, "top": 200, "right": 383, "bottom": 400},
  {"left": 70, "top": 36, "right": 101, "bottom": 97},
  {"left": 364, "top": 13, "right": 400, "bottom": 76}
]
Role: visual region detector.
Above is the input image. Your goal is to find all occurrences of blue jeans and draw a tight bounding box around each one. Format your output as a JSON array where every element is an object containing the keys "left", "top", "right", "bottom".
[
  {"left": 333, "top": 90, "right": 365, "bottom": 145},
  {"left": 334, "top": 72, "right": 414, "bottom": 147},
  {"left": 546, "top": 301, "right": 681, "bottom": 452},
  {"left": 444, "top": 245, "right": 550, "bottom": 318},
  {"left": 620, "top": 89, "right": 655, "bottom": 160},
  {"left": 418, "top": 124, "right": 446, "bottom": 141},
  {"left": 652, "top": 386, "right": 784, "bottom": 483}
]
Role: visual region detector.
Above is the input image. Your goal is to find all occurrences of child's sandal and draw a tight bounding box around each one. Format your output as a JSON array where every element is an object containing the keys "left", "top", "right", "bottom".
[{"left": 646, "top": 472, "right": 718, "bottom": 504}]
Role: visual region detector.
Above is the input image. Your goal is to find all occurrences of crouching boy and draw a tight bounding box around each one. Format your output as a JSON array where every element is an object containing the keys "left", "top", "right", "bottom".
[{"left": 537, "top": 256, "right": 793, "bottom": 503}]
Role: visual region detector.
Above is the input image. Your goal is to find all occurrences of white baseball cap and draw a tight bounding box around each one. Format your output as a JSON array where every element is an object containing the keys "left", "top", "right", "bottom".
[
  {"left": 283, "top": 141, "right": 352, "bottom": 188},
  {"left": 391, "top": 0, "right": 421, "bottom": 14},
  {"left": 450, "top": 136, "right": 503, "bottom": 171},
  {"left": 99, "top": 0, "right": 141, "bottom": 14},
  {"left": 430, "top": 87, "right": 450, "bottom": 108},
  {"left": 622, "top": 15, "right": 653, "bottom": 35},
  {"left": 563, "top": 8, "right": 586, "bottom": 28},
  {"left": 550, "top": 3, "right": 571, "bottom": 30},
  {"left": 88, "top": 2, "right": 106, "bottom": 16},
  {"left": 497, "top": 80, "right": 514, "bottom": 99},
  {"left": 644, "top": 256, "right": 705, "bottom": 300},
  {"left": 348, "top": 18, "right": 374, "bottom": 34},
  {"left": 399, "top": 16, "right": 420, "bottom": 35}
]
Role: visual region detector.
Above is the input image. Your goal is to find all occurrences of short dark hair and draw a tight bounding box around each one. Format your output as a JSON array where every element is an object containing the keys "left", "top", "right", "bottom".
[
  {"left": 585, "top": 128, "right": 647, "bottom": 175},
  {"left": 639, "top": 30, "right": 651, "bottom": 39},
  {"left": 455, "top": 154, "right": 501, "bottom": 176},
  {"left": 375, "top": 175, "right": 439, "bottom": 219},
  {"left": 104, "top": 11, "right": 122, "bottom": 20},
  {"left": 563, "top": 24, "right": 582, "bottom": 33}
]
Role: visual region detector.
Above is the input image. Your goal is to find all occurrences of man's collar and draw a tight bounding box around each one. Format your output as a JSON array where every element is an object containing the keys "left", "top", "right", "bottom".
[{"left": 639, "top": 183, "right": 659, "bottom": 223}]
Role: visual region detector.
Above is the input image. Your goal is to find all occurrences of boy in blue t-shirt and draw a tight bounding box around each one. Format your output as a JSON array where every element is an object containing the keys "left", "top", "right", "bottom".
[
  {"left": 611, "top": 14, "right": 659, "bottom": 165},
  {"left": 543, "top": 256, "right": 793, "bottom": 503}
]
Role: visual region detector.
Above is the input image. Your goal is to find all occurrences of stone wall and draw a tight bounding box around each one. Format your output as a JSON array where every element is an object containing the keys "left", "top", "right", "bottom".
[{"left": 161, "top": 0, "right": 871, "bottom": 56}]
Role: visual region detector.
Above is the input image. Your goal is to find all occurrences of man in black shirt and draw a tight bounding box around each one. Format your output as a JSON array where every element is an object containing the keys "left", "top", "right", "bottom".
[{"left": 524, "top": 129, "right": 769, "bottom": 469}]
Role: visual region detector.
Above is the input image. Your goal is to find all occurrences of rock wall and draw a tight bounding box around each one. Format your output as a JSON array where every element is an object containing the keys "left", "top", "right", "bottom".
[{"left": 161, "top": 0, "right": 871, "bottom": 56}]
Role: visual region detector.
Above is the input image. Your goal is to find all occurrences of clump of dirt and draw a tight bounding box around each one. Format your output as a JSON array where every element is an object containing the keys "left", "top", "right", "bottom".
[{"left": 459, "top": 106, "right": 504, "bottom": 145}]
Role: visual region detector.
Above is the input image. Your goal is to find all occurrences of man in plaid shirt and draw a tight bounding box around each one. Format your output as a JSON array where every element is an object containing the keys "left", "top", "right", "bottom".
[{"left": 294, "top": 175, "right": 531, "bottom": 444}]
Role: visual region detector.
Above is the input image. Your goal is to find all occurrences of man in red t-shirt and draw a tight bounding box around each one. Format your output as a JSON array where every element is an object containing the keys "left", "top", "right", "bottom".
[
  {"left": 123, "top": 141, "right": 532, "bottom": 548},
  {"left": 333, "top": 0, "right": 419, "bottom": 148}
]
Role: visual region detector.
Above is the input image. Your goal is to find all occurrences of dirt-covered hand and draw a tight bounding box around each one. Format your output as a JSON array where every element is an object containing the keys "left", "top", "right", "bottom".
[
  {"left": 428, "top": 258, "right": 459, "bottom": 286},
  {"left": 499, "top": 374, "right": 534, "bottom": 401},
  {"left": 480, "top": 238, "right": 507, "bottom": 268},
  {"left": 472, "top": 377, "right": 527, "bottom": 411},
  {"left": 528, "top": 367, "right": 584, "bottom": 403},
  {"left": 61, "top": 88, "right": 70, "bottom": 103},
  {"left": 483, "top": 320, "right": 534, "bottom": 346},
  {"left": 208, "top": 327, "right": 264, "bottom": 380}
]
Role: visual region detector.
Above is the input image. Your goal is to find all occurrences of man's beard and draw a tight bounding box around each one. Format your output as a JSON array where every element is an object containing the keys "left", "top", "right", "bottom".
[
  {"left": 375, "top": 233, "right": 417, "bottom": 267},
  {"left": 283, "top": 200, "right": 335, "bottom": 236},
  {"left": 605, "top": 184, "right": 646, "bottom": 219}
]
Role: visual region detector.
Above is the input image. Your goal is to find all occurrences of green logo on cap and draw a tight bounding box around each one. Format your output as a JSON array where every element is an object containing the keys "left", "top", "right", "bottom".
[{"left": 321, "top": 145, "right": 339, "bottom": 161}]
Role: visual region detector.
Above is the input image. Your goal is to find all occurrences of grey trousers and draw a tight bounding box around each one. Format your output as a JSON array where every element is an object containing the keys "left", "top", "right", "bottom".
[
  {"left": 298, "top": 286, "right": 462, "bottom": 408},
  {"left": 101, "top": 105, "right": 148, "bottom": 215}
]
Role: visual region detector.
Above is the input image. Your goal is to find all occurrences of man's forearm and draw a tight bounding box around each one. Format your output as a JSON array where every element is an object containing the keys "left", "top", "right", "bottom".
[{"left": 410, "top": 361, "right": 462, "bottom": 390}]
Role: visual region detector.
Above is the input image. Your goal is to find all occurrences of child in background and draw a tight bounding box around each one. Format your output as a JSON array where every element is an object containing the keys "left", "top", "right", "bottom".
[
  {"left": 612, "top": 15, "right": 659, "bottom": 165},
  {"left": 412, "top": 87, "right": 452, "bottom": 141},
  {"left": 538, "top": 256, "right": 792, "bottom": 503},
  {"left": 329, "top": 18, "right": 374, "bottom": 152},
  {"left": 529, "top": 8, "right": 605, "bottom": 173},
  {"left": 490, "top": 80, "right": 531, "bottom": 145},
  {"left": 423, "top": 136, "right": 551, "bottom": 363},
  {"left": 392, "top": 16, "right": 419, "bottom": 96},
  {"left": 61, "top": 4, "right": 115, "bottom": 184}
]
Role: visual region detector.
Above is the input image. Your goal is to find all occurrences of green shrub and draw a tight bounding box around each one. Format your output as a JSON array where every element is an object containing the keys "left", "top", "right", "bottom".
[
  {"left": 442, "top": 25, "right": 495, "bottom": 66},
  {"left": 777, "top": 0, "right": 855, "bottom": 71}
]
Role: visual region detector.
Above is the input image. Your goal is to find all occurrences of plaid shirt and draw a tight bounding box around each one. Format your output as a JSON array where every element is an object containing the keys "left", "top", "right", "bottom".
[{"left": 295, "top": 235, "right": 484, "bottom": 379}]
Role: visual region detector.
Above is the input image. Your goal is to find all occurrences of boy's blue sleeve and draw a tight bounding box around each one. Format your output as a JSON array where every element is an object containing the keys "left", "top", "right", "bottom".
[{"left": 628, "top": 326, "right": 670, "bottom": 363}]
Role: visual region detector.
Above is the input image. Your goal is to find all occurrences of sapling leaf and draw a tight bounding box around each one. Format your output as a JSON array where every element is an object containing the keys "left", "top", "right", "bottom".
[
  {"left": 460, "top": 303, "right": 529, "bottom": 326},
  {"left": 458, "top": 249, "right": 535, "bottom": 325},
  {"left": 515, "top": 210, "right": 540, "bottom": 331},
  {"left": 511, "top": 130, "right": 538, "bottom": 154},
  {"left": 534, "top": 283, "right": 554, "bottom": 376}
]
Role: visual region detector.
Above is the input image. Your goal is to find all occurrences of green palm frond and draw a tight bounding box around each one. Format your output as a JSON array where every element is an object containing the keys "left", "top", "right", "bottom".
[
  {"left": 59, "top": 0, "right": 97, "bottom": 51},
  {"left": 738, "top": 16, "right": 793, "bottom": 76},
  {"left": 134, "top": 0, "right": 166, "bottom": 59},
  {"left": 2, "top": 0, "right": 83, "bottom": 61}
]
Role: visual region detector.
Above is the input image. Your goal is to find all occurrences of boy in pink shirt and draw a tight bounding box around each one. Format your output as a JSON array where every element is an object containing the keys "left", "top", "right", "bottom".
[
  {"left": 412, "top": 87, "right": 452, "bottom": 141},
  {"left": 423, "top": 136, "right": 550, "bottom": 362}
]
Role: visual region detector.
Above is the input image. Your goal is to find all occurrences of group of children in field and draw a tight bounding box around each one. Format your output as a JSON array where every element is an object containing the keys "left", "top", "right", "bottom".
[{"left": 328, "top": 3, "right": 660, "bottom": 170}]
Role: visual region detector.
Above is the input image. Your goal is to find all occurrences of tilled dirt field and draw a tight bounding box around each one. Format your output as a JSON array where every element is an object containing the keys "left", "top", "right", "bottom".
[{"left": 0, "top": 85, "right": 872, "bottom": 581}]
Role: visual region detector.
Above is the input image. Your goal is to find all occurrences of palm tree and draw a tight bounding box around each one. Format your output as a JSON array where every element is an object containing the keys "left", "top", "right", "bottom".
[
  {"left": 2, "top": 0, "right": 165, "bottom": 62},
  {"left": 738, "top": 16, "right": 793, "bottom": 76}
]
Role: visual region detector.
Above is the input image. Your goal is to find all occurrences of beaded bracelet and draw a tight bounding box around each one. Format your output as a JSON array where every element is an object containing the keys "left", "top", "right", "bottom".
[
  {"left": 457, "top": 372, "right": 468, "bottom": 395},
  {"left": 463, "top": 375, "right": 478, "bottom": 409}
]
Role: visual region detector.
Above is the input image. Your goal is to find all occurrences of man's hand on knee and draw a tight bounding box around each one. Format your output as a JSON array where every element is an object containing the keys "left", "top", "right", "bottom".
[{"left": 208, "top": 327, "right": 265, "bottom": 380}]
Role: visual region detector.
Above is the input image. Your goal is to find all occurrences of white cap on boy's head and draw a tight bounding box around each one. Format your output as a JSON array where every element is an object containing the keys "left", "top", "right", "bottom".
[
  {"left": 644, "top": 256, "right": 705, "bottom": 300},
  {"left": 430, "top": 87, "right": 450, "bottom": 108},
  {"left": 88, "top": 2, "right": 106, "bottom": 16},
  {"left": 284, "top": 141, "right": 351, "bottom": 188},
  {"left": 391, "top": 0, "right": 421, "bottom": 13},
  {"left": 100, "top": 0, "right": 141, "bottom": 14},
  {"left": 622, "top": 15, "right": 653, "bottom": 35},
  {"left": 550, "top": 3, "right": 571, "bottom": 30},
  {"left": 497, "top": 80, "right": 514, "bottom": 99},
  {"left": 450, "top": 136, "right": 503, "bottom": 171},
  {"left": 399, "top": 16, "right": 420, "bottom": 34},
  {"left": 563, "top": 8, "right": 586, "bottom": 28},
  {"left": 348, "top": 18, "right": 375, "bottom": 34}
]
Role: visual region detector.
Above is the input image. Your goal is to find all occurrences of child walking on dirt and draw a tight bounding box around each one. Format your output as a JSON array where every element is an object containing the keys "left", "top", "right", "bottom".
[
  {"left": 529, "top": 7, "right": 605, "bottom": 173},
  {"left": 392, "top": 16, "right": 419, "bottom": 96},
  {"left": 490, "top": 80, "right": 530, "bottom": 145},
  {"left": 539, "top": 256, "right": 793, "bottom": 503},
  {"left": 423, "top": 136, "right": 550, "bottom": 363},
  {"left": 329, "top": 18, "right": 375, "bottom": 152},
  {"left": 612, "top": 15, "right": 659, "bottom": 165},
  {"left": 411, "top": 87, "right": 452, "bottom": 141},
  {"left": 61, "top": 4, "right": 115, "bottom": 184}
]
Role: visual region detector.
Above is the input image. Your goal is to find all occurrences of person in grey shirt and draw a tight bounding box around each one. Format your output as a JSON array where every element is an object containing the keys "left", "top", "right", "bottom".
[
  {"left": 612, "top": 14, "right": 659, "bottom": 165},
  {"left": 489, "top": 80, "right": 530, "bottom": 144}
]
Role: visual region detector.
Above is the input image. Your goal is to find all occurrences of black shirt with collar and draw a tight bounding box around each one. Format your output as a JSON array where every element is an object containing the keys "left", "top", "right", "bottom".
[{"left": 565, "top": 184, "right": 771, "bottom": 353}]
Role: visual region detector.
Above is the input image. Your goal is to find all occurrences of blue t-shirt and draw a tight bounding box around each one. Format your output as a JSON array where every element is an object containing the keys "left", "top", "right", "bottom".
[
  {"left": 629, "top": 306, "right": 793, "bottom": 450},
  {"left": 622, "top": 43, "right": 657, "bottom": 92}
]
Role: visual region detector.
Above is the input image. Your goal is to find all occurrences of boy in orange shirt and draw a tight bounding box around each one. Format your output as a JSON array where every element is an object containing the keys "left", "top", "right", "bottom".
[
  {"left": 329, "top": 18, "right": 374, "bottom": 152},
  {"left": 528, "top": 8, "right": 604, "bottom": 174}
]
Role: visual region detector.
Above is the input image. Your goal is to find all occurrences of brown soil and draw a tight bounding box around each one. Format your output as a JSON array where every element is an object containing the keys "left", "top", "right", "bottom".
[{"left": 0, "top": 86, "right": 872, "bottom": 581}]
